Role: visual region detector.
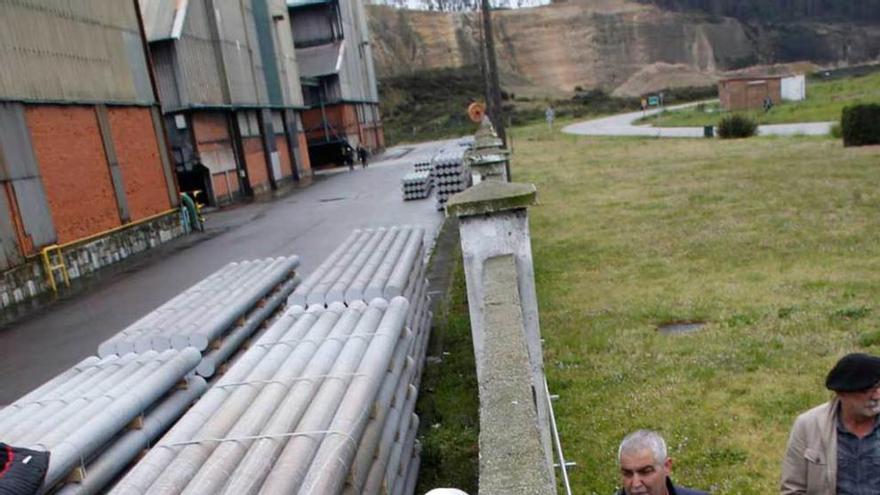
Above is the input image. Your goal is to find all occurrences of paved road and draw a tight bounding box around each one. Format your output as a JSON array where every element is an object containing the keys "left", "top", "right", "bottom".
[
  {"left": 0, "top": 138, "right": 459, "bottom": 405},
  {"left": 562, "top": 102, "right": 833, "bottom": 138}
]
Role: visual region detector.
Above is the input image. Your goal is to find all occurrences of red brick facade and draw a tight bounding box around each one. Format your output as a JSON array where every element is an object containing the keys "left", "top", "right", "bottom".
[
  {"left": 107, "top": 107, "right": 172, "bottom": 220},
  {"left": 26, "top": 105, "right": 122, "bottom": 244},
  {"left": 719, "top": 77, "right": 783, "bottom": 111},
  {"left": 276, "top": 135, "right": 292, "bottom": 179},
  {"left": 242, "top": 137, "right": 269, "bottom": 193}
]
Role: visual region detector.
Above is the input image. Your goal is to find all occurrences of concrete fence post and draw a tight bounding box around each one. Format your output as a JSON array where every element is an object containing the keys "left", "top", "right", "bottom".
[{"left": 446, "top": 181, "right": 556, "bottom": 490}]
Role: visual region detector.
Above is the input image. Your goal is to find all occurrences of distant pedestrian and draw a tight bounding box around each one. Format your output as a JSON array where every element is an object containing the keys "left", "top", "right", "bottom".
[
  {"left": 357, "top": 145, "right": 368, "bottom": 168},
  {"left": 641, "top": 98, "right": 647, "bottom": 112},
  {"left": 342, "top": 143, "right": 354, "bottom": 171},
  {"left": 763, "top": 96, "right": 774, "bottom": 113},
  {"left": 545, "top": 105, "right": 555, "bottom": 130}
]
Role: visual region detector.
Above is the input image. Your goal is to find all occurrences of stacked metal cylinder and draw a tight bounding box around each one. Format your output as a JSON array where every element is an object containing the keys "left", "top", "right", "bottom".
[
  {"left": 0, "top": 349, "right": 203, "bottom": 495},
  {"left": 413, "top": 158, "right": 433, "bottom": 173},
  {"left": 401, "top": 171, "right": 433, "bottom": 200},
  {"left": 110, "top": 296, "right": 430, "bottom": 495},
  {"left": 289, "top": 226, "right": 427, "bottom": 310},
  {"left": 432, "top": 148, "right": 470, "bottom": 210},
  {"left": 97, "top": 257, "right": 300, "bottom": 377}
]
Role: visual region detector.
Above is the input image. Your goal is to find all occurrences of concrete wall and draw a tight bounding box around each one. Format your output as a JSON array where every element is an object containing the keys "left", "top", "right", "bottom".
[
  {"left": 479, "top": 254, "right": 556, "bottom": 495},
  {"left": 449, "top": 181, "right": 557, "bottom": 492},
  {"left": 781, "top": 74, "right": 806, "bottom": 101}
]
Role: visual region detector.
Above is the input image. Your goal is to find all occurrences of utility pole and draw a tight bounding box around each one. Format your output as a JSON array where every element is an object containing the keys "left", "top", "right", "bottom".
[{"left": 480, "top": 0, "right": 506, "bottom": 146}]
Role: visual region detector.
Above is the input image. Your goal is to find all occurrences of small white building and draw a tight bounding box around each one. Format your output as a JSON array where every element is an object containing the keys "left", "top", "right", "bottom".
[{"left": 781, "top": 74, "right": 806, "bottom": 101}]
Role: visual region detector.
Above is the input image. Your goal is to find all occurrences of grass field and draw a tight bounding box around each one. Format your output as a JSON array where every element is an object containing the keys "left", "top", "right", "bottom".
[
  {"left": 637, "top": 71, "right": 880, "bottom": 127},
  {"left": 417, "top": 123, "right": 880, "bottom": 494}
]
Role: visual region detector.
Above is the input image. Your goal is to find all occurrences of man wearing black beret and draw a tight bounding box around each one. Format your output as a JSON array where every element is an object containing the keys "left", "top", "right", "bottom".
[{"left": 780, "top": 353, "right": 880, "bottom": 494}]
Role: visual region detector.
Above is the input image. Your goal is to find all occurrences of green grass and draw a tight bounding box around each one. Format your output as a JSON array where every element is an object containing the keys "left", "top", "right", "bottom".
[
  {"left": 420, "top": 124, "right": 880, "bottom": 494},
  {"left": 637, "top": 71, "right": 880, "bottom": 127},
  {"left": 416, "top": 252, "right": 479, "bottom": 494}
]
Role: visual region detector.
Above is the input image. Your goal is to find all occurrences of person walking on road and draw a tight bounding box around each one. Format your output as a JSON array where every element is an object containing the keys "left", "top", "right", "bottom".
[
  {"left": 342, "top": 143, "right": 354, "bottom": 171},
  {"left": 357, "top": 145, "right": 368, "bottom": 168}
]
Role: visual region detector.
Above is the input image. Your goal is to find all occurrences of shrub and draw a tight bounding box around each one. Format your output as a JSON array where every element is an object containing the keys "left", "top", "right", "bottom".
[
  {"left": 717, "top": 114, "right": 758, "bottom": 139},
  {"left": 831, "top": 123, "right": 843, "bottom": 139},
  {"left": 841, "top": 104, "right": 880, "bottom": 147}
]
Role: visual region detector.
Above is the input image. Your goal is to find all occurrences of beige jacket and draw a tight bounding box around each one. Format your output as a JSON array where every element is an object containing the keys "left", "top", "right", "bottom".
[{"left": 780, "top": 399, "right": 839, "bottom": 495}]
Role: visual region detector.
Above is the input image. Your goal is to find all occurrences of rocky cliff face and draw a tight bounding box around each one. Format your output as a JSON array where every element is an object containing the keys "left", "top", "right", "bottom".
[{"left": 367, "top": 0, "right": 880, "bottom": 96}]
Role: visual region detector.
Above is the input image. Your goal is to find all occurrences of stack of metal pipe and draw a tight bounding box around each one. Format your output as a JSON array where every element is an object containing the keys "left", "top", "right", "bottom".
[
  {"left": 110, "top": 297, "right": 428, "bottom": 495},
  {"left": 289, "top": 226, "right": 427, "bottom": 310},
  {"left": 413, "top": 158, "right": 433, "bottom": 173},
  {"left": 97, "top": 257, "right": 300, "bottom": 377},
  {"left": 432, "top": 148, "right": 469, "bottom": 210},
  {"left": 401, "top": 171, "right": 433, "bottom": 200},
  {"left": 0, "top": 349, "right": 203, "bottom": 495}
]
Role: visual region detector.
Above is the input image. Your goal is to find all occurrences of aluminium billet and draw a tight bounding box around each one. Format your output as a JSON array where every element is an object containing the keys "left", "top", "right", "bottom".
[
  {"left": 110, "top": 298, "right": 411, "bottom": 495},
  {"left": 400, "top": 448, "right": 421, "bottom": 495},
  {"left": 54, "top": 376, "right": 208, "bottom": 495},
  {"left": 97, "top": 256, "right": 299, "bottom": 357},
  {"left": 289, "top": 226, "right": 427, "bottom": 308},
  {"left": 0, "top": 348, "right": 201, "bottom": 494}
]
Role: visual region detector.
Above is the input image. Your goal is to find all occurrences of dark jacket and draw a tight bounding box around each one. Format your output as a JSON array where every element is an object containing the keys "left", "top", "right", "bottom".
[
  {"left": 616, "top": 478, "right": 710, "bottom": 495},
  {"left": 0, "top": 443, "right": 50, "bottom": 495}
]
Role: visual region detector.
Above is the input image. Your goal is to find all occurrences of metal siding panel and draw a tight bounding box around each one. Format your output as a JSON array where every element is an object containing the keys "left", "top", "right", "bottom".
[
  {"left": 0, "top": 103, "right": 39, "bottom": 181},
  {"left": 0, "top": 1, "right": 150, "bottom": 104},
  {"left": 95, "top": 105, "right": 131, "bottom": 222},
  {"left": 151, "top": 42, "right": 182, "bottom": 109},
  {"left": 0, "top": 103, "right": 57, "bottom": 246},
  {"left": 0, "top": 187, "right": 21, "bottom": 270},
  {"left": 217, "top": 1, "right": 260, "bottom": 105},
  {"left": 12, "top": 178, "right": 57, "bottom": 247},
  {"left": 150, "top": 107, "right": 180, "bottom": 207},
  {"left": 178, "top": 38, "right": 225, "bottom": 104},
  {"left": 291, "top": 9, "right": 334, "bottom": 46},
  {"left": 123, "top": 31, "right": 155, "bottom": 103}
]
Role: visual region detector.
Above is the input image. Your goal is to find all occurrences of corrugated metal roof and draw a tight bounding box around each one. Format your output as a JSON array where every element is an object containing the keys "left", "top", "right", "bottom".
[
  {"left": 287, "top": 0, "right": 333, "bottom": 8},
  {"left": 296, "top": 41, "right": 344, "bottom": 78},
  {"left": 140, "top": 0, "right": 189, "bottom": 41}
]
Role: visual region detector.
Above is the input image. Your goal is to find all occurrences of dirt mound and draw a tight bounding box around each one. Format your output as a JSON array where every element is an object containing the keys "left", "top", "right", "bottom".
[{"left": 612, "top": 63, "right": 717, "bottom": 97}]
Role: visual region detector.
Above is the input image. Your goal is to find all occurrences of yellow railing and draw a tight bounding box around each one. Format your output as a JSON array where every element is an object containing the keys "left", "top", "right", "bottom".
[{"left": 40, "top": 207, "right": 180, "bottom": 293}]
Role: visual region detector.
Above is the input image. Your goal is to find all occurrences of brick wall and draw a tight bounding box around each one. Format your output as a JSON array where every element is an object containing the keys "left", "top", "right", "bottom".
[
  {"left": 108, "top": 107, "right": 172, "bottom": 220},
  {"left": 276, "top": 135, "right": 292, "bottom": 179},
  {"left": 243, "top": 137, "right": 269, "bottom": 193},
  {"left": 193, "top": 112, "right": 229, "bottom": 142},
  {"left": 297, "top": 132, "right": 312, "bottom": 175},
  {"left": 26, "top": 105, "right": 120, "bottom": 244},
  {"left": 720, "top": 78, "right": 783, "bottom": 111}
]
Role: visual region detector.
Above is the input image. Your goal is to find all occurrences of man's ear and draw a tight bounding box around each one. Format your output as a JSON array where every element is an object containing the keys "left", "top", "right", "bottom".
[{"left": 663, "top": 457, "right": 673, "bottom": 475}]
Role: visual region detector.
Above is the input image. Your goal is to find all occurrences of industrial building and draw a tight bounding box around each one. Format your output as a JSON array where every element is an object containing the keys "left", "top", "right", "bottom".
[
  {"left": 289, "top": 0, "right": 384, "bottom": 167},
  {"left": 140, "top": 0, "right": 312, "bottom": 206},
  {"left": 0, "top": 0, "right": 182, "bottom": 308}
]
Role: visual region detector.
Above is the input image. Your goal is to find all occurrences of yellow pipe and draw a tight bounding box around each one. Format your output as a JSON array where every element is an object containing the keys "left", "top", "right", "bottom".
[{"left": 37, "top": 207, "right": 181, "bottom": 291}]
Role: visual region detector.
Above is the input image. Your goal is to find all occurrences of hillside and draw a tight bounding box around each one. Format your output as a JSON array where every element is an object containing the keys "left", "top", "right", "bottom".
[{"left": 367, "top": 0, "right": 880, "bottom": 96}]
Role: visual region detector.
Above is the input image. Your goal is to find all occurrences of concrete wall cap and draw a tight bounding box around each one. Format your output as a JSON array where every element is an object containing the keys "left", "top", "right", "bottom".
[{"left": 446, "top": 181, "right": 537, "bottom": 218}]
